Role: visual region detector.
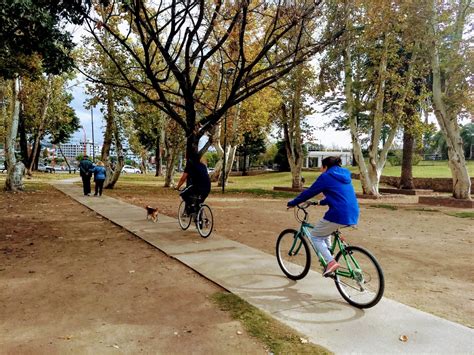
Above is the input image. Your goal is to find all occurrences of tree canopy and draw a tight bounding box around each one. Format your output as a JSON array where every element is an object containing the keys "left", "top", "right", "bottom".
[
  {"left": 81, "top": 0, "right": 343, "bottom": 155},
  {"left": 0, "top": 0, "right": 89, "bottom": 78}
]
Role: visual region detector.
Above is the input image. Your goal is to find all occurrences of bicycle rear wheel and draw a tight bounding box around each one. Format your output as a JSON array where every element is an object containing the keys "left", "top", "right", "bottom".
[
  {"left": 276, "top": 229, "right": 311, "bottom": 280},
  {"left": 196, "top": 204, "right": 213, "bottom": 238},
  {"left": 334, "top": 246, "right": 384, "bottom": 308},
  {"left": 178, "top": 201, "right": 192, "bottom": 230}
]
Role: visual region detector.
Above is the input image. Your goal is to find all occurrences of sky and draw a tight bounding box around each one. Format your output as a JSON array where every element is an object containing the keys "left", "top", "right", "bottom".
[{"left": 69, "top": 80, "right": 104, "bottom": 145}]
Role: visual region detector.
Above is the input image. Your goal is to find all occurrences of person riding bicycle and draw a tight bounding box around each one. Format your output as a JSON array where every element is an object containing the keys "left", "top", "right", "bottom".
[
  {"left": 176, "top": 152, "right": 211, "bottom": 216},
  {"left": 287, "top": 156, "right": 359, "bottom": 276}
]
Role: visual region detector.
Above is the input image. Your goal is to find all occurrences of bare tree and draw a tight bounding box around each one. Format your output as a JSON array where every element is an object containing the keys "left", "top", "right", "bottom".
[{"left": 81, "top": 0, "right": 343, "bottom": 157}]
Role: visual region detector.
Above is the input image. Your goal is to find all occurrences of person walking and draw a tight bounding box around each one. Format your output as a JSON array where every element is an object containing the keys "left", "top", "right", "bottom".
[
  {"left": 92, "top": 161, "right": 107, "bottom": 197},
  {"left": 79, "top": 155, "right": 94, "bottom": 196}
]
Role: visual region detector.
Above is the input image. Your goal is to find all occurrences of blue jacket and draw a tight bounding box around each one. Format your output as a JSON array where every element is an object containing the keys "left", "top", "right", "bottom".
[
  {"left": 288, "top": 166, "right": 359, "bottom": 225},
  {"left": 92, "top": 166, "right": 107, "bottom": 180}
]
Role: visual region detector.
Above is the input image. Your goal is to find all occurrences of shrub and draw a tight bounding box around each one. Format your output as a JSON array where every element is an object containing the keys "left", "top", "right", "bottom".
[{"left": 387, "top": 150, "right": 422, "bottom": 166}]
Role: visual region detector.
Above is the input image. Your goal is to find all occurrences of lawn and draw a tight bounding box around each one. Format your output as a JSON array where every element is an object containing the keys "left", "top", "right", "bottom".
[
  {"left": 0, "top": 159, "right": 471, "bottom": 196},
  {"left": 348, "top": 160, "right": 474, "bottom": 178},
  {"left": 226, "top": 171, "right": 363, "bottom": 194}
]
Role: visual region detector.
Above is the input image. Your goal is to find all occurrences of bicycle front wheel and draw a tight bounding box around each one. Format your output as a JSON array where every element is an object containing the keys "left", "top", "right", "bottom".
[
  {"left": 196, "top": 204, "right": 213, "bottom": 238},
  {"left": 334, "top": 246, "right": 384, "bottom": 308},
  {"left": 178, "top": 201, "right": 192, "bottom": 230},
  {"left": 276, "top": 229, "right": 311, "bottom": 280}
]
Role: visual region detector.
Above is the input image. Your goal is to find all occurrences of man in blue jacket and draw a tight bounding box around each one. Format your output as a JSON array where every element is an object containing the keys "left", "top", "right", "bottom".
[{"left": 287, "top": 156, "right": 359, "bottom": 276}]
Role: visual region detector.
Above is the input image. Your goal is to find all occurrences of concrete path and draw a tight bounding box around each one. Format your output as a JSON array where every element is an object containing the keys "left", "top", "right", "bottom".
[{"left": 53, "top": 179, "right": 474, "bottom": 354}]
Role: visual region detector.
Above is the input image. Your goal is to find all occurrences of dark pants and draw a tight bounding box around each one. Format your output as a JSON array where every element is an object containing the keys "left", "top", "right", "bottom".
[
  {"left": 81, "top": 175, "right": 91, "bottom": 195},
  {"left": 95, "top": 179, "right": 105, "bottom": 196},
  {"left": 180, "top": 186, "right": 209, "bottom": 214}
]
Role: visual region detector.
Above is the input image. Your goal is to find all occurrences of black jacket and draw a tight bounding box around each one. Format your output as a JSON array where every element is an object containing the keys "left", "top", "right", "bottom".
[{"left": 79, "top": 158, "right": 94, "bottom": 178}]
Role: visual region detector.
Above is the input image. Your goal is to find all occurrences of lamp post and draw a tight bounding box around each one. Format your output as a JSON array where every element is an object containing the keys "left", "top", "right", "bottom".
[
  {"left": 81, "top": 126, "right": 87, "bottom": 156},
  {"left": 91, "top": 108, "right": 95, "bottom": 162},
  {"left": 221, "top": 67, "right": 234, "bottom": 193}
]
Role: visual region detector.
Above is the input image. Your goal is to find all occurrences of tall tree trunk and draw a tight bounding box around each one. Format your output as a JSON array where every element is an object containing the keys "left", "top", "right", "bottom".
[
  {"left": 283, "top": 120, "right": 303, "bottom": 189},
  {"left": 164, "top": 139, "right": 179, "bottom": 187},
  {"left": 5, "top": 78, "right": 24, "bottom": 192},
  {"left": 211, "top": 122, "right": 223, "bottom": 182},
  {"left": 344, "top": 47, "right": 372, "bottom": 194},
  {"left": 27, "top": 75, "right": 52, "bottom": 175},
  {"left": 217, "top": 105, "right": 240, "bottom": 187},
  {"left": 211, "top": 159, "right": 223, "bottom": 182},
  {"left": 282, "top": 64, "right": 304, "bottom": 189},
  {"left": 429, "top": 0, "right": 471, "bottom": 199},
  {"left": 366, "top": 38, "right": 389, "bottom": 196},
  {"left": 101, "top": 87, "right": 115, "bottom": 184},
  {"left": 222, "top": 145, "right": 237, "bottom": 184},
  {"left": 164, "top": 150, "right": 178, "bottom": 187},
  {"left": 105, "top": 117, "right": 124, "bottom": 189},
  {"left": 400, "top": 124, "right": 415, "bottom": 189},
  {"left": 18, "top": 109, "right": 28, "bottom": 166},
  {"left": 155, "top": 134, "right": 162, "bottom": 177},
  {"left": 242, "top": 152, "right": 248, "bottom": 176}
]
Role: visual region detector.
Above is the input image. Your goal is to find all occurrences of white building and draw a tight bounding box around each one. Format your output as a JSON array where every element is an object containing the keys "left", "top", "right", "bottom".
[
  {"left": 57, "top": 141, "right": 101, "bottom": 159},
  {"left": 304, "top": 151, "right": 352, "bottom": 168}
]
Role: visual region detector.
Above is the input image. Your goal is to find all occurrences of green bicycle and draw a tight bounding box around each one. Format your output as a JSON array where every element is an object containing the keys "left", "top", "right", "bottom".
[{"left": 276, "top": 201, "right": 384, "bottom": 308}]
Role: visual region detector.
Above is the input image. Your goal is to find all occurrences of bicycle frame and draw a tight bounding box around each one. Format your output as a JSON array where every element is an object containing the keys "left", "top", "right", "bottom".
[
  {"left": 278, "top": 202, "right": 384, "bottom": 308},
  {"left": 294, "top": 220, "right": 361, "bottom": 279}
]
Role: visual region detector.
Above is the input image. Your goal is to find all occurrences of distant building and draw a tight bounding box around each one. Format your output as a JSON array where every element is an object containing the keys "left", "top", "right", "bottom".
[
  {"left": 304, "top": 151, "right": 352, "bottom": 168},
  {"left": 56, "top": 141, "right": 102, "bottom": 159}
]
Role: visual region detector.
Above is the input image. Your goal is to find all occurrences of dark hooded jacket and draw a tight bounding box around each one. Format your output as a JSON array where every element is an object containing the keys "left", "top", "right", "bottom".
[
  {"left": 287, "top": 166, "right": 359, "bottom": 225},
  {"left": 79, "top": 157, "right": 93, "bottom": 178}
]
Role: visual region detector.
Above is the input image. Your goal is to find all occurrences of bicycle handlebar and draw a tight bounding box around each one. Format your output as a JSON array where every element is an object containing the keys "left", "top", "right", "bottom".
[
  {"left": 175, "top": 184, "right": 193, "bottom": 193},
  {"left": 296, "top": 200, "right": 319, "bottom": 209}
]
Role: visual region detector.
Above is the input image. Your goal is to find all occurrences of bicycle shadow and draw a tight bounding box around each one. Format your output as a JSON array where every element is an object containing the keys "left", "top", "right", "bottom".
[{"left": 224, "top": 272, "right": 365, "bottom": 325}]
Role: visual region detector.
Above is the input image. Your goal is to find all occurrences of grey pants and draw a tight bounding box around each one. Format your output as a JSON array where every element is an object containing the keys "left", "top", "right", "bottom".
[{"left": 310, "top": 219, "right": 347, "bottom": 263}]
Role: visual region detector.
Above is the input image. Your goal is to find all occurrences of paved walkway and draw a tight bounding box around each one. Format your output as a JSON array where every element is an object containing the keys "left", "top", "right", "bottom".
[{"left": 53, "top": 179, "right": 473, "bottom": 354}]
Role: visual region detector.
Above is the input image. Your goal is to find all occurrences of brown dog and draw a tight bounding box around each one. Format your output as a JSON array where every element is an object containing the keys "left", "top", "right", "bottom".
[{"left": 145, "top": 205, "right": 159, "bottom": 223}]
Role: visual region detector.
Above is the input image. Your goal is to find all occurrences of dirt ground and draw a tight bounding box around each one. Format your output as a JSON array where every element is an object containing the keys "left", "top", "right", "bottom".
[
  {"left": 0, "top": 185, "right": 268, "bottom": 354},
  {"left": 106, "top": 184, "right": 474, "bottom": 328},
  {"left": 1, "top": 182, "right": 472, "bottom": 354}
]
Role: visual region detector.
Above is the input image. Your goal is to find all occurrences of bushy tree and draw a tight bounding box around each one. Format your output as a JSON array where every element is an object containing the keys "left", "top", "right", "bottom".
[{"left": 1, "top": 0, "right": 89, "bottom": 191}]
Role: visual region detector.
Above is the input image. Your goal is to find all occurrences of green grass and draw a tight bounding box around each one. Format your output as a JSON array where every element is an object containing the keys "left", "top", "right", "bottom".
[
  {"left": 227, "top": 171, "right": 363, "bottom": 193},
  {"left": 228, "top": 171, "right": 319, "bottom": 189},
  {"left": 212, "top": 292, "right": 330, "bottom": 354},
  {"left": 1, "top": 160, "right": 471, "bottom": 200},
  {"left": 348, "top": 160, "right": 474, "bottom": 178},
  {"left": 445, "top": 211, "right": 474, "bottom": 219},
  {"left": 408, "top": 208, "right": 441, "bottom": 213},
  {"left": 0, "top": 171, "right": 79, "bottom": 183},
  {"left": 224, "top": 187, "right": 297, "bottom": 199},
  {"left": 119, "top": 173, "right": 165, "bottom": 184},
  {"left": 369, "top": 204, "right": 398, "bottom": 210}
]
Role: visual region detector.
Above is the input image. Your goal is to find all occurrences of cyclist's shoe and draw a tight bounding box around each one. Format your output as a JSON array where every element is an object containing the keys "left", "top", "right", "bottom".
[{"left": 323, "top": 260, "right": 340, "bottom": 277}]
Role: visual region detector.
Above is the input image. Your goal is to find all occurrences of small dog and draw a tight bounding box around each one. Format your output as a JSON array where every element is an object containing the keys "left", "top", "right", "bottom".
[{"left": 145, "top": 205, "right": 159, "bottom": 223}]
